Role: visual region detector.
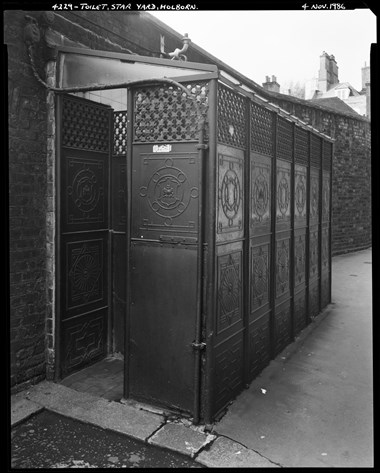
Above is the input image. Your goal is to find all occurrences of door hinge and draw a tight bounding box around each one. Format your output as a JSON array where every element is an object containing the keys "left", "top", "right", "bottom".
[{"left": 191, "top": 341, "right": 206, "bottom": 351}]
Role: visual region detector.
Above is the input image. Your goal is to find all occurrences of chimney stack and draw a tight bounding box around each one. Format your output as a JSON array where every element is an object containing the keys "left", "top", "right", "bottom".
[{"left": 262, "top": 75, "right": 280, "bottom": 93}]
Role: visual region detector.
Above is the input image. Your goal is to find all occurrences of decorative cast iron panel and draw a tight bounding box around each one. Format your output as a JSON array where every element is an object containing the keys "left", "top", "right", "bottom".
[
  {"left": 248, "top": 315, "right": 271, "bottom": 379},
  {"left": 214, "top": 334, "right": 244, "bottom": 415},
  {"left": 274, "top": 302, "right": 292, "bottom": 355},
  {"left": 112, "top": 161, "right": 127, "bottom": 228},
  {"left": 276, "top": 160, "right": 291, "bottom": 228},
  {"left": 321, "top": 272, "right": 330, "bottom": 309},
  {"left": 295, "top": 127, "right": 309, "bottom": 163},
  {"left": 293, "top": 290, "right": 307, "bottom": 336},
  {"left": 310, "top": 134, "right": 321, "bottom": 167},
  {"left": 65, "top": 238, "right": 106, "bottom": 312},
  {"left": 113, "top": 110, "right": 127, "bottom": 156},
  {"left": 276, "top": 239, "right": 290, "bottom": 296},
  {"left": 294, "top": 233, "right": 306, "bottom": 287},
  {"left": 251, "top": 244, "right": 270, "bottom": 311},
  {"left": 65, "top": 156, "right": 106, "bottom": 229},
  {"left": 133, "top": 82, "right": 209, "bottom": 143},
  {"left": 61, "top": 309, "right": 106, "bottom": 376},
  {"left": 62, "top": 96, "right": 110, "bottom": 152},
  {"left": 309, "top": 281, "right": 320, "bottom": 318},
  {"left": 277, "top": 117, "right": 293, "bottom": 162},
  {"left": 294, "top": 164, "right": 307, "bottom": 225},
  {"left": 310, "top": 169, "right": 320, "bottom": 225},
  {"left": 217, "top": 251, "right": 242, "bottom": 334},
  {"left": 322, "top": 225, "right": 330, "bottom": 271},
  {"left": 217, "top": 153, "right": 244, "bottom": 238},
  {"left": 323, "top": 141, "right": 332, "bottom": 170},
  {"left": 217, "top": 84, "right": 246, "bottom": 149},
  {"left": 322, "top": 171, "right": 330, "bottom": 222},
  {"left": 250, "top": 102, "right": 274, "bottom": 157},
  {"left": 251, "top": 155, "right": 271, "bottom": 233},
  {"left": 309, "top": 227, "right": 319, "bottom": 280},
  {"left": 132, "top": 148, "right": 200, "bottom": 241}
]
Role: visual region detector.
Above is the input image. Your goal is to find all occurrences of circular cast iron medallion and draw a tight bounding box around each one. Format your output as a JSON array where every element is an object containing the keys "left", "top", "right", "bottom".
[
  {"left": 221, "top": 169, "right": 241, "bottom": 221},
  {"left": 253, "top": 173, "right": 269, "bottom": 220},
  {"left": 69, "top": 167, "right": 100, "bottom": 213},
  {"left": 277, "top": 176, "right": 290, "bottom": 216}
]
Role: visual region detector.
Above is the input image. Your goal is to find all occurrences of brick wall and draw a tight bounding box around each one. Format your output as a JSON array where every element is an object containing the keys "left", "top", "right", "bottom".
[
  {"left": 7, "top": 11, "right": 48, "bottom": 391},
  {"left": 265, "top": 97, "right": 371, "bottom": 255}
]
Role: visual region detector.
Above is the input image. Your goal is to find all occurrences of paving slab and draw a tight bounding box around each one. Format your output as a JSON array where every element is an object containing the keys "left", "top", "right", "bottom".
[
  {"left": 148, "top": 422, "right": 215, "bottom": 457},
  {"left": 22, "top": 381, "right": 165, "bottom": 442},
  {"left": 197, "top": 436, "right": 279, "bottom": 468},
  {"left": 11, "top": 396, "right": 44, "bottom": 427}
]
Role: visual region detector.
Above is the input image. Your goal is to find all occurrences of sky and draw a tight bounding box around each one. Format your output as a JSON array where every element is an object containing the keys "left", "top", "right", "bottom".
[{"left": 150, "top": 8, "right": 377, "bottom": 92}]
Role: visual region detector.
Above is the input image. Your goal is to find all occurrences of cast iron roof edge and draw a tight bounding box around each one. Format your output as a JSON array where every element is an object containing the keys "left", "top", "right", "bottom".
[{"left": 145, "top": 13, "right": 369, "bottom": 125}]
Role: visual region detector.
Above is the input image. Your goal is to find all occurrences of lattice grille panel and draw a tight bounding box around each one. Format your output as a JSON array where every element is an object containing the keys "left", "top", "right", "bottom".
[
  {"left": 113, "top": 111, "right": 127, "bottom": 155},
  {"left": 295, "top": 127, "right": 309, "bottom": 163},
  {"left": 62, "top": 96, "right": 110, "bottom": 152},
  {"left": 323, "top": 141, "right": 332, "bottom": 170},
  {"left": 311, "top": 134, "right": 321, "bottom": 167},
  {"left": 133, "top": 82, "right": 209, "bottom": 143},
  {"left": 277, "top": 117, "right": 293, "bottom": 161},
  {"left": 217, "top": 84, "right": 246, "bottom": 148},
  {"left": 250, "top": 102, "right": 274, "bottom": 156}
]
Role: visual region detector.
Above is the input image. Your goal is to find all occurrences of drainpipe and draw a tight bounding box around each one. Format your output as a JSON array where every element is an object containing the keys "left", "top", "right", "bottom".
[{"left": 27, "top": 42, "right": 208, "bottom": 424}]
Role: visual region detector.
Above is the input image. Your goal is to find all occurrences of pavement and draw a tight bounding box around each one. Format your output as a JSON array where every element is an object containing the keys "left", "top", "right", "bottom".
[{"left": 10, "top": 248, "right": 373, "bottom": 468}]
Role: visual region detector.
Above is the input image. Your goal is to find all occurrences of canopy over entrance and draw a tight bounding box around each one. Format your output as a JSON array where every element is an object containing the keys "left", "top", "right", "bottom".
[{"left": 57, "top": 46, "right": 218, "bottom": 89}]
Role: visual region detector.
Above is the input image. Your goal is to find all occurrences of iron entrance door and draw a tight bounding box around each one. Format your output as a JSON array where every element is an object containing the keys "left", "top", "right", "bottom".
[
  {"left": 127, "top": 83, "right": 205, "bottom": 414},
  {"left": 57, "top": 94, "right": 112, "bottom": 378}
]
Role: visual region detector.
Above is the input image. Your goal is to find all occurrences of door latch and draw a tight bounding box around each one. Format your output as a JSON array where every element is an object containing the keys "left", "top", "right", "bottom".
[{"left": 191, "top": 341, "right": 206, "bottom": 351}]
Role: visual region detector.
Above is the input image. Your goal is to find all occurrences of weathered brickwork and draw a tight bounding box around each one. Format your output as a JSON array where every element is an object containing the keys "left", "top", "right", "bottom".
[
  {"left": 6, "top": 9, "right": 371, "bottom": 390},
  {"left": 265, "top": 97, "right": 371, "bottom": 255}
]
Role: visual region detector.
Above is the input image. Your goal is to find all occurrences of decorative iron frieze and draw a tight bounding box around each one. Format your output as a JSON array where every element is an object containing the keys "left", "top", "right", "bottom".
[
  {"left": 250, "top": 102, "right": 274, "bottom": 156},
  {"left": 62, "top": 96, "right": 110, "bottom": 152},
  {"left": 277, "top": 116, "right": 293, "bottom": 162},
  {"left": 217, "top": 84, "right": 246, "bottom": 148},
  {"left": 134, "top": 82, "right": 209, "bottom": 143}
]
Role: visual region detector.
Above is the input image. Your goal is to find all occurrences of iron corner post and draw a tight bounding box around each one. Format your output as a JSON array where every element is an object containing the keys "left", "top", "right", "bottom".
[
  {"left": 202, "top": 77, "right": 218, "bottom": 425},
  {"left": 54, "top": 93, "right": 62, "bottom": 382},
  {"left": 123, "top": 87, "right": 134, "bottom": 400},
  {"left": 290, "top": 122, "right": 296, "bottom": 341},
  {"left": 318, "top": 138, "right": 323, "bottom": 314},
  {"left": 243, "top": 95, "right": 251, "bottom": 387},
  {"left": 269, "top": 113, "right": 278, "bottom": 361},
  {"left": 305, "top": 131, "right": 312, "bottom": 325}
]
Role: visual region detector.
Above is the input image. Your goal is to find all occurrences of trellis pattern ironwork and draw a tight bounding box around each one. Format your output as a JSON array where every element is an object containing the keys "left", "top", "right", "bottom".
[
  {"left": 133, "top": 82, "right": 209, "bottom": 143},
  {"left": 323, "top": 141, "right": 332, "bottom": 170},
  {"left": 277, "top": 117, "right": 293, "bottom": 161},
  {"left": 62, "top": 96, "right": 110, "bottom": 152},
  {"left": 217, "top": 84, "right": 247, "bottom": 149},
  {"left": 295, "top": 127, "right": 309, "bottom": 163},
  {"left": 113, "top": 111, "right": 127, "bottom": 156},
  {"left": 250, "top": 102, "right": 274, "bottom": 156},
  {"left": 310, "top": 134, "right": 321, "bottom": 167}
]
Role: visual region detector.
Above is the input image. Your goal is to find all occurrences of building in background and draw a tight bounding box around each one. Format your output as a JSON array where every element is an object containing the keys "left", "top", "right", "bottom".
[{"left": 305, "top": 51, "right": 371, "bottom": 118}]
